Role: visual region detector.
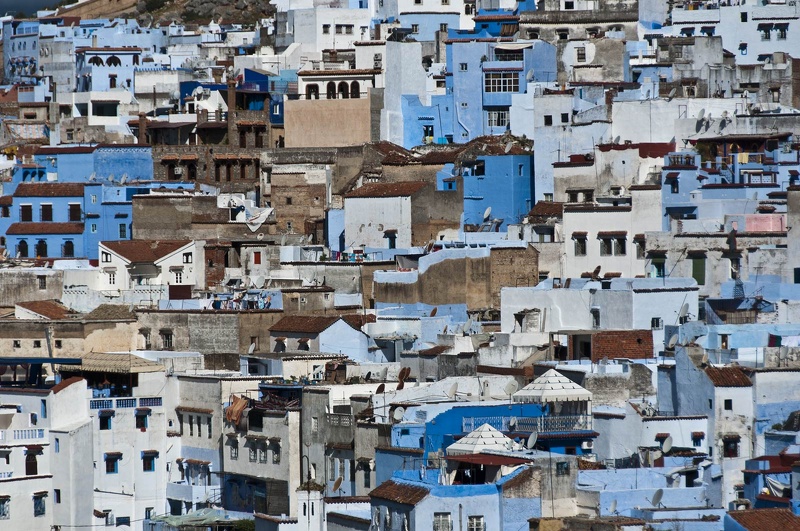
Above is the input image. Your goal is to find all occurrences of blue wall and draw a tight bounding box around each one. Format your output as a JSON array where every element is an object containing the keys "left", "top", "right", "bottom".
[{"left": 462, "top": 153, "right": 534, "bottom": 230}]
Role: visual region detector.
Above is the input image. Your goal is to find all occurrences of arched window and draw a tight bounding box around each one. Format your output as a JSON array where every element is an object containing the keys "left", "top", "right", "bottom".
[
  {"left": 338, "top": 82, "right": 349, "bottom": 99},
  {"left": 62, "top": 240, "right": 74, "bottom": 258},
  {"left": 35, "top": 240, "right": 47, "bottom": 258},
  {"left": 17, "top": 240, "right": 28, "bottom": 258},
  {"left": 306, "top": 84, "right": 319, "bottom": 100},
  {"left": 350, "top": 81, "right": 361, "bottom": 98},
  {"left": 106, "top": 55, "right": 121, "bottom": 67},
  {"left": 88, "top": 56, "right": 104, "bottom": 66},
  {"left": 326, "top": 81, "right": 336, "bottom": 99}
]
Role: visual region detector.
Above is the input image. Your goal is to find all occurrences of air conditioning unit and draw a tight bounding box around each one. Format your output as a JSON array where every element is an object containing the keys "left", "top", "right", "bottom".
[
  {"left": 581, "top": 441, "right": 594, "bottom": 450},
  {"left": 174, "top": 167, "right": 183, "bottom": 175}
]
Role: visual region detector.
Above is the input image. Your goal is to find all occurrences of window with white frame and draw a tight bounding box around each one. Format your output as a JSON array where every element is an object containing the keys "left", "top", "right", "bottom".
[
  {"left": 107, "top": 271, "right": 116, "bottom": 285},
  {"left": 101, "top": 251, "right": 111, "bottom": 262},
  {"left": 468, "top": 516, "right": 485, "bottom": 531},
  {"left": 484, "top": 72, "right": 519, "bottom": 93},
  {"left": 486, "top": 110, "right": 508, "bottom": 127},
  {"left": 0, "top": 497, "right": 8, "bottom": 519},
  {"left": 433, "top": 513, "right": 452, "bottom": 531},
  {"left": 174, "top": 270, "right": 183, "bottom": 283}
]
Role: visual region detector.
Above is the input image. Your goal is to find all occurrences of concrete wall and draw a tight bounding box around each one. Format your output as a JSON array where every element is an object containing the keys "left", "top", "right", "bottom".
[
  {"left": 0, "top": 269, "right": 62, "bottom": 306},
  {"left": 285, "top": 97, "right": 372, "bottom": 148}
]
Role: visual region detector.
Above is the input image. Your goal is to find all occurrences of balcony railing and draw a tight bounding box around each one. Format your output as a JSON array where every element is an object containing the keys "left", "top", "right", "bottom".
[
  {"left": 90, "top": 397, "right": 163, "bottom": 410},
  {"left": 462, "top": 415, "right": 592, "bottom": 434},
  {"left": 327, "top": 413, "right": 352, "bottom": 427},
  {"left": 13, "top": 428, "right": 45, "bottom": 440}
]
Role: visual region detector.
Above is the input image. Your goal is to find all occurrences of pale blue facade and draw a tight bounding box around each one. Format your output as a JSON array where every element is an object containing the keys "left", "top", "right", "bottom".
[{"left": 461, "top": 152, "right": 534, "bottom": 230}]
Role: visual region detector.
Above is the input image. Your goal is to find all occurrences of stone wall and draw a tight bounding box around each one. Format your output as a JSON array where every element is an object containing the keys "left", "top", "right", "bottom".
[{"left": 284, "top": 97, "right": 372, "bottom": 148}]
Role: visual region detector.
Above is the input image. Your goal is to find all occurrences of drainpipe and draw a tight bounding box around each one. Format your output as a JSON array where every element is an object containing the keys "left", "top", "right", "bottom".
[{"left": 227, "top": 78, "right": 237, "bottom": 147}]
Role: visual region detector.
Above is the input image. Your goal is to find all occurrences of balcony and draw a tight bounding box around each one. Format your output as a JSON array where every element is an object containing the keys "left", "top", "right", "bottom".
[
  {"left": 462, "top": 415, "right": 592, "bottom": 434},
  {"left": 89, "top": 397, "right": 163, "bottom": 409},
  {"left": 167, "top": 480, "right": 221, "bottom": 504}
]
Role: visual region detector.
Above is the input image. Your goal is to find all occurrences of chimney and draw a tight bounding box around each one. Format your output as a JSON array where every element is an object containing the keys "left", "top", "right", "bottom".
[
  {"left": 138, "top": 113, "right": 147, "bottom": 144},
  {"left": 227, "top": 77, "right": 237, "bottom": 147}
]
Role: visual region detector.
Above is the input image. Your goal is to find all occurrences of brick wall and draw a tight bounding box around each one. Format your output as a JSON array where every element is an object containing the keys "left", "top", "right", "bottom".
[{"left": 590, "top": 329, "right": 654, "bottom": 363}]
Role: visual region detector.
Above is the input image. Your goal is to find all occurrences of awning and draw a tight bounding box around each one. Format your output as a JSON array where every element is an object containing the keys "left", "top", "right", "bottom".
[
  {"left": 572, "top": 231, "right": 588, "bottom": 238},
  {"left": 722, "top": 433, "right": 741, "bottom": 441},
  {"left": 665, "top": 172, "right": 680, "bottom": 180},
  {"left": 104, "top": 452, "right": 123, "bottom": 460},
  {"left": 94, "top": 509, "right": 107, "bottom": 518},
  {"left": 141, "top": 450, "right": 159, "bottom": 457},
  {"left": 597, "top": 231, "right": 627, "bottom": 238},
  {"left": 25, "top": 445, "right": 43, "bottom": 453},
  {"left": 495, "top": 42, "right": 533, "bottom": 51},
  {"left": 98, "top": 410, "right": 115, "bottom": 417},
  {"left": 757, "top": 23, "right": 774, "bottom": 30},
  {"left": 32, "top": 491, "right": 48, "bottom": 497},
  {"left": 135, "top": 408, "right": 152, "bottom": 415}
]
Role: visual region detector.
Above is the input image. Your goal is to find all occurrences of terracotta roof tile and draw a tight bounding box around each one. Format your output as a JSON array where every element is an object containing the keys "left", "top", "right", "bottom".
[
  {"left": 728, "top": 508, "right": 800, "bottom": 531},
  {"left": 16, "top": 299, "right": 75, "bottom": 320},
  {"left": 0, "top": 196, "right": 12, "bottom": 206},
  {"left": 269, "top": 316, "right": 340, "bottom": 334},
  {"left": 706, "top": 366, "right": 752, "bottom": 387},
  {"left": 345, "top": 181, "right": 428, "bottom": 198},
  {"left": 50, "top": 376, "right": 84, "bottom": 394},
  {"left": 6, "top": 222, "right": 84, "bottom": 235},
  {"left": 341, "top": 313, "right": 376, "bottom": 330},
  {"left": 527, "top": 201, "right": 564, "bottom": 220},
  {"left": 13, "top": 183, "right": 84, "bottom": 197},
  {"left": 102, "top": 240, "right": 191, "bottom": 263},
  {"left": 369, "top": 480, "right": 429, "bottom": 506},
  {"left": 83, "top": 304, "right": 136, "bottom": 321}
]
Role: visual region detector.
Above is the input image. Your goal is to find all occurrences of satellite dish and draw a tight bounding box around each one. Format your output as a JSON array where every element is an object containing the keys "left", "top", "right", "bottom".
[
  {"left": 464, "top": 318, "right": 473, "bottom": 334},
  {"left": 721, "top": 110, "right": 729, "bottom": 119},
  {"left": 526, "top": 431, "right": 538, "bottom": 449},
  {"left": 504, "top": 380, "right": 519, "bottom": 396},
  {"left": 651, "top": 488, "right": 664, "bottom": 507},
  {"left": 332, "top": 476, "right": 343, "bottom": 493},
  {"left": 365, "top": 371, "right": 372, "bottom": 381},
  {"left": 701, "top": 353, "right": 709, "bottom": 365},
  {"left": 613, "top": 135, "right": 621, "bottom": 144},
  {"left": 430, "top": 307, "right": 438, "bottom": 317},
  {"left": 483, "top": 206, "right": 492, "bottom": 221},
  {"left": 508, "top": 416, "right": 517, "bottom": 429},
  {"left": 679, "top": 303, "right": 689, "bottom": 319},
  {"left": 743, "top": 89, "right": 750, "bottom": 99},
  {"left": 667, "top": 334, "right": 678, "bottom": 349},
  {"left": 504, "top": 142, "right": 513, "bottom": 153},
  {"left": 248, "top": 343, "right": 256, "bottom": 354},
  {"left": 120, "top": 174, "right": 128, "bottom": 184},
  {"left": 697, "top": 108, "right": 705, "bottom": 121},
  {"left": 257, "top": 233, "right": 264, "bottom": 240},
  {"left": 667, "top": 87, "right": 677, "bottom": 101},
  {"left": 280, "top": 234, "right": 287, "bottom": 246},
  {"left": 662, "top": 435, "right": 673, "bottom": 454},
  {"left": 393, "top": 406, "right": 405, "bottom": 421},
  {"left": 609, "top": 499, "right": 618, "bottom": 514},
  {"left": 376, "top": 383, "right": 385, "bottom": 394},
  {"left": 171, "top": 89, "right": 181, "bottom": 101},
  {"left": 526, "top": 69, "right": 534, "bottom": 81},
  {"left": 446, "top": 382, "right": 458, "bottom": 399}
]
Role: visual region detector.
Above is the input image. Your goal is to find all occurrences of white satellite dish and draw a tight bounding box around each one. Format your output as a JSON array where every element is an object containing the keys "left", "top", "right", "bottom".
[
  {"left": 609, "top": 499, "right": 618, "bottom": 514},
  {"left": 257, "top": 233, "right": 264, "bottom": 240},
  {"left": 613, "top": 135, "right": 621, "bottom": 144},
  {"left": 667, "top": 87, "right": 677, "bottom": 101},
  {"left": 526, "top": 69, "right": 534, "bottom": 82},
  {"left": 504, "top": 142, "right": 513, "bottom": 153},
  {"left": 120, "top": 174, "right": 128, "bottom": 184},
  {"left": 280, "top": 234, "right": 287, "bottom": 246},
  {"left": 697, "top": 108, "right": 705, "bottom": 121},
  {"left": 464, "top": 318, "right": 473, "bottom": 334},
  {"left": 332, "top": 476, "right": 343, "bottom": 493},
  {"left": 721, "top": 110, "right": 729, "bottom": 119},
  {"left": 662, "top": 435, "right": 673, "bottom": 454},
  {"left": 504, "top": 380, "right": 519, "bottom": 396},
  {"left": 651, "top": 488, "right": 664, "bottom": 507},
  {"left": 526, "top": 431, "right": 538, "bottom": 449},
  {"left": 483, "top": 206, "right": 492, "bottom": 221},
  {"left": 679, "top": 303, "right": 689, "bottom": 319},
  {"left": 393, "top": 406, "right": 405, "bottom": 421},
  {"left": 667, "top": 334, "right": 678, "bottom": 349},
  {"left": 508, "top": 416, "right": 518, "bottom": 430},
  {"left": 446, "top": 382, "right": 458, "bottom": 399},
  {"left": 248, "top": 343, "right": 256, "bottom": 354}
]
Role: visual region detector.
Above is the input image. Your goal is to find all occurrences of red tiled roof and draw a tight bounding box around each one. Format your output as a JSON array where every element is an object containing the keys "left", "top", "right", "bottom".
[
  {"left": 0, "top": 196, "right": 12, "bottom": 206},
  {"left": 50, "top": 376, "right": 84, "bottom": 394},
  {"left": 345, "top": 181, "right": 428, "bottom": 198},
  {"left": 369, "top": 480, "right": 429, "bottom": 506},
  {"left": 16, "top": 299, "right": 75, "bottom": 320},
  {"left": 13, "top": 182, "right": 84, "bottom": 197},
  {"left": 269, "top": 316, "right": 340, "bottom": 334},
  {"left": 341, "top": 313, "right": 376, "bottom": 330},
  {"left": 527, "top": 201, "right": 564, "bottom": 219},
  {"left": 6, "top": 222, "right": 83, "bottom": 235},
  {"left": 102, "top": 240, "right": 191, "bottom": 263},
  {"left": 728, "top": 508, "right": 800, "bottom": 531},
  {"left": 296, "top": 68, "right": 381, "bottom": 76},
  {"left": 590, "top": 330, "right": 653, "bottom": 363},
  {"left": 706, "top": 366, "right": 752, "bottom": 387}
]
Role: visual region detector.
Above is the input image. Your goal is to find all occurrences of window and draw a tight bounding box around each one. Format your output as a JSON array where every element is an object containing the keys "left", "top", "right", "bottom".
[
  {"left": 116, "top": 517, "right": 131, "bottom": 526},
  {"left": 600, "top": 238, "right": 612, "bottom": 256},
  {"left": 91, "top": 194, "right": 97, "bottom": 204},
  {"left": 777, "top": 25, "right": 787, "bottom": 40},
  {"left": 208, "top": 417, "right": 212, "bottom": 439},
  {"left": 440, "top": 23, "right": 448, "bottom": 32},
  {"left": 249, "top": 447, "right": 257, "bottom": 462},
  {"left": 33, "top": 494, "right": 45, "bottom": 517},
  {"left": 105, "top": 454, "right": 120, "bottom": 474},
  {"left": 411, "top": 24, "right": 419, "bottom": 34},
  {"left": 556, "top": 461, "right": 570, "bottom": 476},
  {"left": 724, "top": 399, "right": 733, "bottom": 411},
  {"left": 253, "top": 252, "right": 262, "bottom": 265},
  {"left": 40, "top": 399, "right": 47, "bottom": 419},
  {"left": 38, "top": 275, "right": 46, "bottom": 290},
  {"left": 691, "top": 255, "right": 706, "bottom": 285},
  {"left": 135, "top": 412, "right": 148, "bottom": 430},
  {"left": 652, "top": 258, "right": 666, "bottom": 278},
  {"left": 761, "top": 28, "right": 771, "bottom": 41},
  {"left": 62, "top": 240, "right": 74, "bottom": 258},
  {"left": 119, "top": 224, "right": 127, "bottom": 238},
  {"left": 54, "top": 438, "right": 59, "bottom": 453},
  {"left": 468, "top": 515, "right": 485, "bottom": 531},
  {"left": 189, "top": 416, "right": 194, "bottom": 436},
  {"left": 183, "top": 252, "right": 192, "bottom": 263},
  {"left": 259, "top": 446, "right": 267, "bottom": 463},
  {"left": 730, "top": 257, "right": 740, "bottom": 279},
  {"left": 484, "top": 72, "right": 519, "bottom": 93},
  {"left": 636, "top": 240, "right": 646, "bottom": 260},
  {"left": 591, "top": 308, "right": 600, "bottom": 328},
  {"left": 312, "top": 417, "right": 319, "bottom": 433},
  {"left": 101, "top": 251, "right": 111, "bottom": 263},
  {"left": 724, "top": 438, "right": 739, "bottom": 458},
  {"left": 145, "top": 507, "right": 154, "bottom": 520},
  {"left": 12, "top": 340, "right": 20, "bottom": 349},
  {"left": 583, "top": 190, "right": 593, "bottom": 202},
  {"left": 20, "top": 204, "right": 32, "bottom": 221},
  {"left": 54, "top": 340, "right": 62, "bottom": 349},
  {"left": 434, "top": 513, "right": 452, "bottom": 531},
  {"left": 161, "top": 330, "right": 173, "bottom": 350},
  {"left": 174, "top": 270, "right": 183, "bottom": 283},
  {"left": 0, "top": 497, "right": 8, "bottom": 519},
  {"left": 272, "top": 443, "right": 281, "bottom": 464},
  {"left": 459, "top": 63, "right": 468, "bottom": 71},
  {"left": 561, "top": 113, "right": 569, "bottom": 124},
  {"left": 486, "top": 110, "right": 508, "bottom": 127},
  {"left": 230, "top": 441, "right": 239, "bottom": 459},
  {"left": 614, "top": 238, "right": 626, "bottom": 256},
  {"left": 576, "top": 47, "right": 586, "bottom": 62},
  {"left": 68, "top": 203, "right": 81, "bottom": 222},
  {"left": 107, "top": 271, "right": 116, "bottom": 285},
  {"left": 364, "top": 467, "right": 371, "bottom": 488},
  {"left": 322, "top": 24, "right": 330, "bottom": 34},
  {"left": 40, "top": 204, "right": 52, "bottom": 222},
  {"left": 741, "top": 12, "right": 747, "bottom": 22},
  {"left": 142, "top": 454, "right": 156, "bottom": 472},
  {"left": 544, "top": 115, "right": 553, "bottom": 126},
  {"left": 574, "top": 236, "right": 587, "bottom": 256},
  {"left": 564, "top": 0, "right": 574, "bottom": 7},
  {"left": 651, "top": 317, "right": 663, "bottom": 330}
]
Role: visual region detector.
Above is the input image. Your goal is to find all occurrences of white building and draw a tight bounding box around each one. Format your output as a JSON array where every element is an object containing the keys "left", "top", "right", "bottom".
[{"left": 97, "top": 240, "right": 203, "bottom": 293}]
